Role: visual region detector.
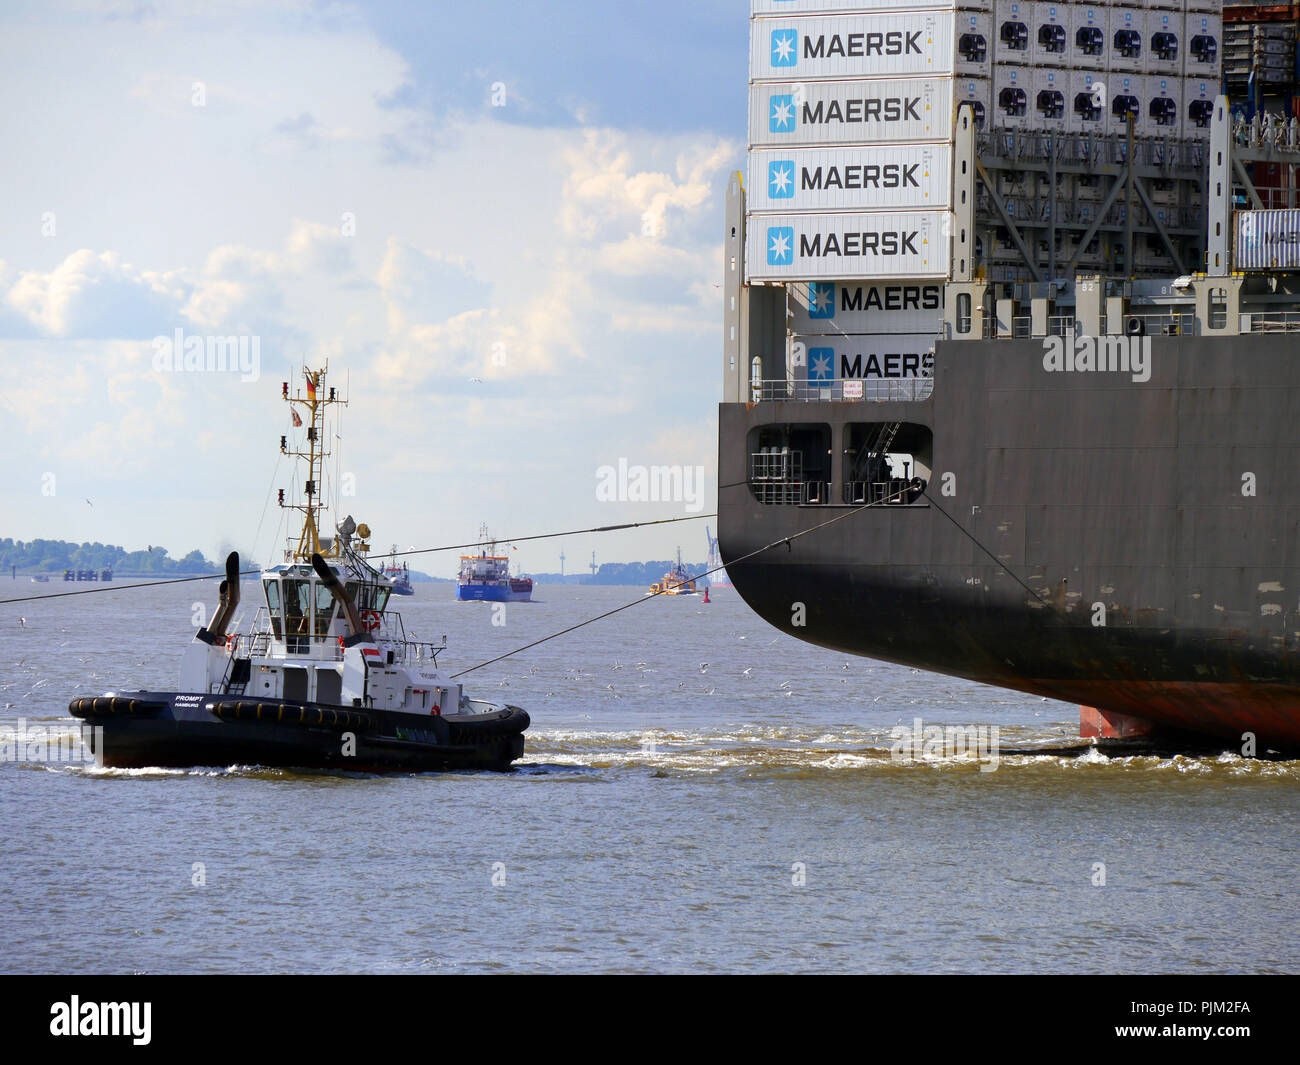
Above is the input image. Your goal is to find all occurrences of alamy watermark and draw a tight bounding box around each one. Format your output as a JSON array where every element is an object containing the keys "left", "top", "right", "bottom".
[
  {"left": 152, "top": 328, "right": 261, "bottom": 382},
  {"left": 1042, "top": 334, "right": 1151, "bottom": 383},
  {"left": 889, "top": 717, "right": 1000, "bottom": 773},
  {"left": 0, "top": 718, "right": 104, "bottom": 766},
  {"left": 596, "top": 459, "right": 706, "bottom": 514}
]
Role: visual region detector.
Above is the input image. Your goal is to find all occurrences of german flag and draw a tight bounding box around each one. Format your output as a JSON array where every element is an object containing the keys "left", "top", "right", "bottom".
[{"left": 305, "top": 371, "right": 317, "bottom": 400}]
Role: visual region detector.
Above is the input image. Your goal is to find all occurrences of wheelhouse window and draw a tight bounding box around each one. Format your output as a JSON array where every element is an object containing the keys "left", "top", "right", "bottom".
[
  {"left": 283, "top": 578, "right": 311, "bottom": 649},
  {"left": 314, "top": 582, "right": 335, "bottom": 638},
  {"left": 346, "top": 580, "right": 391, "bottom": 614},
  {"left": 263, "top": 579, "right": 283, "bottom": 639}
]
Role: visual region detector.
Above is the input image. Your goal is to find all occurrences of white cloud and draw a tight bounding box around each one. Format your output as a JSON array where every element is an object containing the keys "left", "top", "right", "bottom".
[
  {"left": 0, "top": 2, "right": 741, "bottom": 568},
  {"left": 3, "top": 251, "right": 185, "bottom": 339}
]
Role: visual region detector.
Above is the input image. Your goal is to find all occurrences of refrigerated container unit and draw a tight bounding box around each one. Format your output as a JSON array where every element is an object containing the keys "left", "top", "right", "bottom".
[
  {"left": 1032, "top": 67, "right": 1070, "bottom": 129},
  {"left": 1147, "top": 75, "right": 1182, "bottom": 136},
  {"left": 1184, "top": 77, "right": 1215, "bottom": 140},
  {"left": 993, "top": 64, "right": 1032, "bottom": 128},
  {"left": 1110, "top": 9, "right": 1146, "bottom": 75},
  {"left": 1146, "top": 10, "right": 1182, "bottom": 77},
  {"left": 1184, "top": 13, "right": 1222, "bottom": 77},
  {"left": 955, "top": 75, "right": 992, "bottom": 129},
  {"left": 994, "top": 0, "right": 1032, "bottom": 64},
  {"left": 1069, "top": 70, "right": 1107, "bottom": 133},
  {"left": 955, "top": 11, "right": 993, "bottom": 76},
  {"left": 1031, "top": 2, "right": 1070, "bottom": 68},
  {"left": 1105, "top": 73, "right": 1144, "bottom": 134},
  {"left": 1070, "top": 5, "right": 1108, "bottom": 71}
]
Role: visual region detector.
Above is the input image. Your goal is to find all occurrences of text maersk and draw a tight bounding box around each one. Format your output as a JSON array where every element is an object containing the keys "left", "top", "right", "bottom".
[
  {"left": 803, "top": 97, "right": 921, "bottom": 124},
  {"left": 804, "top": 31, "right": 923, "bottom": 58},
  {"left": 802, "top": 164, "right": 919, "bottom": 190},
  {"left": 802, "top": 231, "right": 920, "bottom": 257}
]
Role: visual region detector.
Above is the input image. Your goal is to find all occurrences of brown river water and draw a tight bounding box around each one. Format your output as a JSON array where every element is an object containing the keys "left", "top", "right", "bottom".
[{"left": 1, "top": 580, "right": 1296, "bottom": 973}]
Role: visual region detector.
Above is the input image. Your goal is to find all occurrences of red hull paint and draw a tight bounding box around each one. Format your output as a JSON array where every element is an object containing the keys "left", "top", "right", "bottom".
[
  {"left": 1079, "top": 705, "right": 1158, "bottom": 739},
  {"left": 1053, "top": 682, "right": 1300, "bottom": 748}
]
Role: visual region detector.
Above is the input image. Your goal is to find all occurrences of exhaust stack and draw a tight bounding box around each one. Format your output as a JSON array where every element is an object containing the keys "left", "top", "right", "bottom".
[
  {"left": 208, "top": 552, "right": 241, "bottom": 640},
  {"left": 311, "top": 552, "right": 366, "bottom": 639}
]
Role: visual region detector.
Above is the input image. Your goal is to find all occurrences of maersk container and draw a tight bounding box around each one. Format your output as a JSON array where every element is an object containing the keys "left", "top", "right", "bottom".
[
  {"left": 1031, "top": 67, "right": 1069, "bottom": 130},
  {"left": 1030, "top": 2, "right": 1070, "bottom": 69},
  {"left": 788, "top": 279, "right": 945, "bottom": 334},
  {"left": 1145, "top": 75, "right": 1181, "bottom": 137},
  {"left": 748, "top": 78, "right": 952, "bottom": 147},
  {"left": 1108, "top": 8, "right": 1146, "bottom": 76},
  {"left": 750, "top": 12, "right": 956, "bottom": 82},
  {"left": 1183, "top": 13, "right": 1221, "bottom": 78},
  {"left": 954, "top": 11, "right": 992, "bottom": 76},
  {"left": 1146, "top": 10, "right": 1181, "bottom": 77},
  {"left": 788, "top": 333, "right": 938, "bottom": 393},
  {"left": 954, "top": 75, "right": 991, "bottom": 130},
  {"left": 1104, "top": 72, "right": 1143, "bottom": 134},
  {"left": 1068, "top": 70, "right": 1105, "bottom": 134},
  {"left": 1235, "top": 210, "right": 1300, "bottom": 271},
  {"left": 1069, "top": 5, "right": 1107, "bottom": 71},
  {"left": 747, "top": 143, "right": 952, "bottom": 213},
  {"left": 993, "top": 0, "right": 1032, "bottom": 66},
  {"left": 1182, "top": 77, "right": 1214, "bottom": 141},
  {"left": 744, "top": 210, "right": 950, "bottom": 281},
  {"left": 992, "top": 65, "right": 1032, "bottom": 129}
]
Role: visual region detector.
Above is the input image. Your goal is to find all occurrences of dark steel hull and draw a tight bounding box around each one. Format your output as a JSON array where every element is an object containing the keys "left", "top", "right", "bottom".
[
  {"left": 69, "top": 692, "right": 528, "bottom": 771},
  {"left": 718, "top": 333, "right": 1300, "bottom": 751}
]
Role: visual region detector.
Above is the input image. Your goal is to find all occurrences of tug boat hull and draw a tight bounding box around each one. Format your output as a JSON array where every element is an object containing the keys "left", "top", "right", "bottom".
[{"left": 70, "top": 692, "right": 528, "bottom": 772}]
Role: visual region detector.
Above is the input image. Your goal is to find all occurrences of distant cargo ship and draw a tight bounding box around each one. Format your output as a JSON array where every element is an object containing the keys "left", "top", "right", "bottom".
[
  {"left": 457, "top": 526, "right": 533, "bottom": 602},
  {"left": 382, "top": 548, "right": 414, "bottom": 596}
]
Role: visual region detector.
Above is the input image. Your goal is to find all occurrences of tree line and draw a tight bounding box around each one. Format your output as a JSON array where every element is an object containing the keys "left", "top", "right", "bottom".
[{"left": 0, "top": 538, "right": 219, "bottom": 575}]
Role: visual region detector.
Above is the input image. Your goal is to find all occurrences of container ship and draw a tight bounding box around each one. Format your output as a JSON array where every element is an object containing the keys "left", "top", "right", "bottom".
[
  {"left": 719, "top": 0, "right": 1300, "bottom": 751},
  {"left": 457, "top": 526, "right": 533, "bottom": 602}
]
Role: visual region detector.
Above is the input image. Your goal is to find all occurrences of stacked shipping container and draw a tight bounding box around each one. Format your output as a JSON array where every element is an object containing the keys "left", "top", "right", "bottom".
[{"left": 746, "top": 0, "right": 1225, "bottom": 299}]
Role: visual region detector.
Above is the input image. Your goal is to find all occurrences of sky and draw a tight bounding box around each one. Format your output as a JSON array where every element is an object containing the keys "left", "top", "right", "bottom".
[{"left": 0, "top": 0, "right": 747, "bottom": 577}]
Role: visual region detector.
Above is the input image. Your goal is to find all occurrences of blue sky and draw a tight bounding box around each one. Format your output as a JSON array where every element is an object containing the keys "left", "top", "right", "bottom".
[{"left": 0, "top": 0, "right": 749, "bottom": 576}]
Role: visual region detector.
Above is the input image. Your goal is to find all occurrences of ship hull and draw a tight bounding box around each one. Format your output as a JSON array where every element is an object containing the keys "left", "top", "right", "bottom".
[
  {"left": 457, "top": 582, "right": 531, "bottom": 602},
  {"left": 456, "top": 584, "right": 510, "bottom": 602},
  {"left": 69, "top": 692, "right": 528, "bottom": 771},
  {"left": 718, "top": 333, "right": 1300, "bottom": 752}
]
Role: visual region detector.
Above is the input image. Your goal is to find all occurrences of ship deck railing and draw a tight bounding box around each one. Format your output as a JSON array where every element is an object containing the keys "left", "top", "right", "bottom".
[
  {"left": 1244, "top": 310, "right": 1300, "bottom": 332},
  {"left": 842, "top": 480, "right": 926, "bottom": 506},
  {"left": 751, "top": 378, "right": 934, "bottom": 403},
  {"left": 749, "top": 481, "right": 831, "bottom": 506},
  {"left": 238, "top": 607, "right": 442, "bottom": 665}
]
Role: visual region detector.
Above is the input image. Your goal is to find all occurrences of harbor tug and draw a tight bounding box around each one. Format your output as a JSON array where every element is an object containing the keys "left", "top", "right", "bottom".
[
  {"left": 648, "top": 549, "right": 698, "bottom": 596},
  {"left": 69, "top": 366, "right": 529, "bottom": 771}
]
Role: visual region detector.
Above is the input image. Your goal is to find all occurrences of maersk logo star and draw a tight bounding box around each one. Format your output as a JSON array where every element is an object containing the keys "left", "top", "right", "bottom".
[
  {"left": 808, "top": 347, "right": 834, "bottom": 384},
  {"left": 770, "top": 29, "right": 797, "bottom": 67},
  {"left": 768, "top": 160, "right": 794, "bottom": 199},
  {"left": 768, "top": 94, "right": 795, "bottom": 133},
  {"left": 808, "top": 282, "right": 835, "bottom": 319},
  {"left": 766, "top": 226, "right": 794, "bottom": 266}
]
